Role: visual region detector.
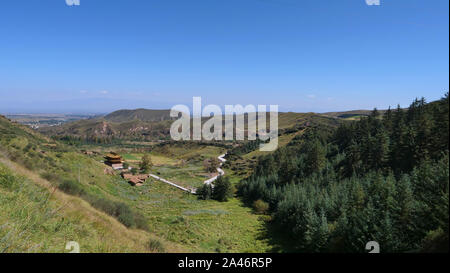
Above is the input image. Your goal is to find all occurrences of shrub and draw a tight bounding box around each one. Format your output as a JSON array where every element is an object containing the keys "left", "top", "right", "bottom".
[
  {"left": 117, "top": 210, "right": 135, "bottom": 227},
  {"left": 84, "top": 195, "right": 148, "bottom": 230},
  {"left": 86, "top": 196, "right": 117, "bottom": 216},
  {"left": 203, "top": 157, "right": 220, "bottom": 173},
  {"left": 58, "top": 179, "right": 85, "bottom": 196},
  {"left": 0, "top": 168, "right": 15, "bottom": 190},
  {"left": 23, "top": 158, "right": 36, "bottom": 171},
  {"left": 148, "top": 239, "right": 165, "bottom": 253},
  {"left": 134, "top": 212, "right": 149, "bottom": 231},
  {"left": 252, "top": 199, "right": 269, "bottom": 214},
  {"left": 23, "top": 143, "right": 33, "bottom": 153},
  {"left": 114, "top": 202, "right": 135, "bottom": 227},
  {"left": 8, "top": 150, "right": 22, "bottom": 162},
  {"left": 40, "top": 171, "right": 59, "bottom": 183}
]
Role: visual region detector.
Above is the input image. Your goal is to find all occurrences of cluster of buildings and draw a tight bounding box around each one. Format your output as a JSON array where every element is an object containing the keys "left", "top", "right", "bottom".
[
  {"left": 104, "top": 152, "right": 150, "bottom": 186},
  {"left": 121, "top": 173, "right": 150, "bottom": 187}
]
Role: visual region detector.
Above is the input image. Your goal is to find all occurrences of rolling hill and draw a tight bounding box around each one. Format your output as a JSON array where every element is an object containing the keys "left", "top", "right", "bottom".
[
  {"left": 0, "top": 115, "right": 184, "bottom": 253},
  {"left": 104, "top": 109, "right": 173, "bottom": 123},
  {"left": 38, "top": 109, "right": 344, "bottom": 143}
]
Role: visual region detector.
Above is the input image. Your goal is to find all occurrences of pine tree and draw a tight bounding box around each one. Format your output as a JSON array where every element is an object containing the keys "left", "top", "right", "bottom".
[
  {"left": 314, "top": 210, "right": 330, "bottom": 251},
  {"left": 139, "top": 154, "right": 153, "bottom": 172},
  {"left": 212, "top": 176, "right": 233, "bottom": 202},
  {"left": 306, "top": 139, "right": 326, "bottom": 175},
  {"left": 197, "top": 184, "right": 213, "bottom": 200}
]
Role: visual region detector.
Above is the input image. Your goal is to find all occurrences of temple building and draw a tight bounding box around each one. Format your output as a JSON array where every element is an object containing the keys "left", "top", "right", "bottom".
[{"left": 104, "top": 152, "right": 124, "bottom": 170}]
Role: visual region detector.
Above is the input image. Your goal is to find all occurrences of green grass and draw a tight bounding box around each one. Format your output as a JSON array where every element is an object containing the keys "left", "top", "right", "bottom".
[
  {"left": 152, "top": 143, "right": 226, "bottom": 160},
  {"left": 122, "top": 154, "right": 140, "bottom": 161},
  {"left": 152, "top": 164, "right": 210, "bottom": 189},
  {"left": 0, "top": 163, "right": 151, "bottom": 253},
  {"left": 128, "top": 179, "right": 272, "bottom": 253},
  {"left": 122, "top": 153, "right": 178, "bottom": 166}
]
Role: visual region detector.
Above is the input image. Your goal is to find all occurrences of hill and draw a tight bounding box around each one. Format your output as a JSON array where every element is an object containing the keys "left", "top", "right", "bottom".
[
  {"left": 38, "top": 118, "right": 173, "bottom": 142},
  {"left": 322, "top": 109, "right": 388, "bottom": 120},
  {"left": 0, "top": 115, "right": 184, "bottom": 252},
  {"left": 0, "top": 115, "right": 276, "bottom": 253},
  {"left": 39, "top": 109, "right": 343, "bottom": 143},
  {"left": 104, "top": 109, "right": 173, "bottom": 123}
]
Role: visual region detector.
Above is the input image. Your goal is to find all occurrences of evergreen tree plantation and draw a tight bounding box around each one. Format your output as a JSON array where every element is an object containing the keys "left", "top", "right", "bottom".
[{"left": 238, "top": 94, "right": 449, "bottom": 253}]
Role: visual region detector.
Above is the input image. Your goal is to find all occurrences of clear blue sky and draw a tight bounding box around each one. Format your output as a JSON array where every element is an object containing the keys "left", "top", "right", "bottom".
[{"left": 0, "top": 0, "right": 448, "bottom": 114}]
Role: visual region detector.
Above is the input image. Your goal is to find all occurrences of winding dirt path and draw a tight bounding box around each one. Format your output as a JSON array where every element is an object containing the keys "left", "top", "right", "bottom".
[{"left": 149, "top": 153, "right": 227, "bottom": 194}]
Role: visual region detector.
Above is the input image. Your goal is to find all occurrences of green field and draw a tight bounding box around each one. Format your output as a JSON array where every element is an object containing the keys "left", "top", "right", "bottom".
[{"left": 107, "top": 176, "right": 273, "bottom": 252}]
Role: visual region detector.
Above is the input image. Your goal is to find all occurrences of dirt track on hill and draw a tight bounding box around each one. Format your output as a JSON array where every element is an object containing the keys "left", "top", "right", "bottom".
[{"left": 149, "top": 153, "right": 227, "bottom": 194}]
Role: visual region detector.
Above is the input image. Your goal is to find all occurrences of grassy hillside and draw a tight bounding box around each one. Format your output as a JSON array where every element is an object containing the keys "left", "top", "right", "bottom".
[
  {"left": 38, "top": 118, "right": 173, "bottom": 142},
  {"left": 0, "top": 115, "right": 181, "bottom": 252},
  {"left": 38, "top": 109, "right": 344, "bottom": 143},
  {"left": 0, "top": 115, "right": 275, "bottom": 252},
  {"left": 322, "top": 109, "right": 388, "bottom": 120},
  {"left": 104, "top": 109, "right": 173, "bottom": 123},
  {"left": 0, "top": 160, "right": 185, "bottom": 253}
]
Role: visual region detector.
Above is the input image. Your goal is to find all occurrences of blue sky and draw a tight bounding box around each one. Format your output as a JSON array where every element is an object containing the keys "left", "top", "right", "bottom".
[{"left": 0, "top": 0, "right": 448, "bottom": 114}]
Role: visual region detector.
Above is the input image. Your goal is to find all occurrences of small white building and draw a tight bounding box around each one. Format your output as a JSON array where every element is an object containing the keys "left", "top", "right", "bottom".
[{"left": 111, "top": 163, "right": 124, "bottom": 170}]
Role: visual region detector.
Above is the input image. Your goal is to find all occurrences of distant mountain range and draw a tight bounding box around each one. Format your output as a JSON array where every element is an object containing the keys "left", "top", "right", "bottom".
[
  {"left": 322, "top": 109, "right": 387, "bottom": 119},
  {"left": 36, "top": 107, "right": 349, "bottom": 142},
  {"left": 104, "top": 109, "right": 174, "bottom": 123}
]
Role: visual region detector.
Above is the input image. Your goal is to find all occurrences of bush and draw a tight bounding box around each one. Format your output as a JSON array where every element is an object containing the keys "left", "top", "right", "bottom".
[
  {"left": 84, "top": 195, "right": 148, "bottom": 230},
  {"left": 253, "top": 199, "right": 269, "bottom": 214},
  {"left": 58, "top": 179, "right": 85, "bottom": 196},
  {"left": 148, "top": 239, "right": 165, "bottom": 253},
  {"left": 0, "top": 168, "right": 16, "bottom": 190},
  {"left": 39, "top": 167, "right": 149, "bottom": 231},
  {"left": 117, "top": 210, "right": 135, "bottom": 227},
  {"left": 114, "top": 202, "right": 135, "bottom": 227},
  {"left": 23, "top": 158, "right": 36, "bottom": 171},
  {"left": 212, "top": 176, "right": 233, "bottom": 202},
  {"left": 40, "top": 171, "right": 59, "bottom": 183},
  {"left": 203, "top": 157, "right": 220, "bottom": 173},
  {"left": 134, "top": 212, "right": 149, "bottom": 231},
  {"left": 197, "top": 184, "right": 213, "bottom": 200},
  {"left": 84, "top": 195, "right": 116, "bottom": 215}
]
